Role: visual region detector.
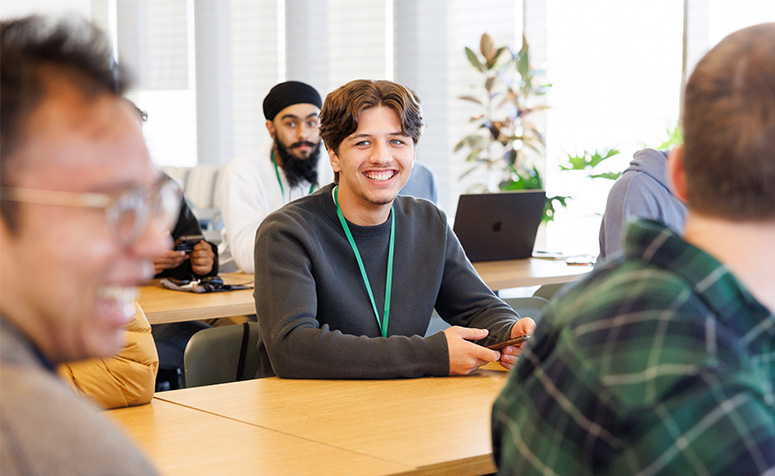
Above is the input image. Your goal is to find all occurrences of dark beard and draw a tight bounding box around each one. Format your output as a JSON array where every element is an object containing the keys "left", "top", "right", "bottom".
[{"left": 275, "top": 138, "right": 322, "bottom": 188}]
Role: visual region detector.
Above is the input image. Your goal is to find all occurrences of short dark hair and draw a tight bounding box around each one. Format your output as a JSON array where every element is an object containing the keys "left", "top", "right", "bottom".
[
  {"left": 0, "top": 15, "right": 128, "bottom": 228},
  {"left": 319, "top": 80, "right": 424, "bottom": 182},
  {"left": 682, "top": 22, "right": 775, "bottom": 220}
]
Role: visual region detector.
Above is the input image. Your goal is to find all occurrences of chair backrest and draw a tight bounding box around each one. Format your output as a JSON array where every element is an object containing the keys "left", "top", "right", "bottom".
[
  {"left": 502, "top": 296, "right": 550, "bottom": 324},
  {"left": 183, "top": 322, "right": 260, "bottom": 388},
  {"left": 400, "top": 162, "right": 439, "bottom": 204},
  {"left": 532, "top": 283, "right": 566, "bottom": 301},
  {"left": 184, "top": 164, "right": 226, "bottom": 210}
]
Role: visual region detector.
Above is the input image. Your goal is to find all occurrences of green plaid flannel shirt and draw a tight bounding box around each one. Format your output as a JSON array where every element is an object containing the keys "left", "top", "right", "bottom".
[{"left": 492, "top": 219, "right": 775, "bottom": 475}]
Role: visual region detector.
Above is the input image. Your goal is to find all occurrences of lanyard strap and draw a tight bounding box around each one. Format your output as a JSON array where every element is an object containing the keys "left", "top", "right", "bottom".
[
  {"left": 272, "top": 151, "right": 314, "bottom": 197},
  {"left": 334, "top": 186, "right": 394, "bottom": 338}
]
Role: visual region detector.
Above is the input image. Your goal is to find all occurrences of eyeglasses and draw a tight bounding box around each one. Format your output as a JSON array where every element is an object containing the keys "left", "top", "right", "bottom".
[{"left": 0, "top": 174, "right": 182, "bottom": 247}]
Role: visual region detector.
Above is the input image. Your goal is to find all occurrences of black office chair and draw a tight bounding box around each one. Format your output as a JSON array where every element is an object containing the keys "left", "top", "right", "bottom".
[
  {"left": 532, "top": 283, "right": 566, "bottom": 301},
  {"left": 183, "top": 322, "right": 260, "bottom": 388}
]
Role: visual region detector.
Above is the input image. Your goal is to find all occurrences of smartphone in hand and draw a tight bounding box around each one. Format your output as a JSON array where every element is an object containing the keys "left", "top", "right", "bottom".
[
  {"left": 173, "top": 234, "right": 203, "bottom": 252},
  {"left": 486, "top": 333, "right": 532, "bottom": 350}
]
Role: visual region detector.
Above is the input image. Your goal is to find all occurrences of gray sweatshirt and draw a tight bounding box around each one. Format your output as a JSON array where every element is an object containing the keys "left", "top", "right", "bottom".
[
  {"left": 253, "top": 183, "right": 518, "bottom": 379},
  {"left": 598, "top": 148, "right": 687, "bottom": 261},
  {"left": 0, "top": 318, "right": 158, "bottom": 475}
]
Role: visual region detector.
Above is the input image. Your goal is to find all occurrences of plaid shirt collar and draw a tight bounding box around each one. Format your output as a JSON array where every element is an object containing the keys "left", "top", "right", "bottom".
[{"left": 623, "top": 219, "right": 775, "bottom": 352}]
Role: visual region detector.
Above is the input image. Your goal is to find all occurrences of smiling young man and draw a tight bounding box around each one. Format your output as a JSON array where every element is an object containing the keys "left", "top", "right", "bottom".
[
  {"left": 219, "top": 81, "right": 335, "bottom": 273},
  {"left": 0, "top": 16, "right": 171, "bottom": 474},
  {"left": 253, "top": 79, "right": 535, "bottom": 379}
]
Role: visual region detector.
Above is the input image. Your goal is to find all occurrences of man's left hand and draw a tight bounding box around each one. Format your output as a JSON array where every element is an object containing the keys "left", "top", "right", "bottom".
[
  {"left": 190, "top": 240, "right": 215, "bottom": 276},
  {"left": 499, "top": 317, "right": 536, "bottom": 371}
]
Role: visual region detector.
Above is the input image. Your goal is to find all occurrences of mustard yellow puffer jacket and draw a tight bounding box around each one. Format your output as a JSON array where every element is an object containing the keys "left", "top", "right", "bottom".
[{"left": 58, "top": 303, "right": 159, "bottom": 409}]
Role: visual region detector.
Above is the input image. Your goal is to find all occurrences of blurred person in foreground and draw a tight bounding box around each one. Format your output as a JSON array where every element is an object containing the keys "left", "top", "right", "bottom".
[
  {"left": 0, "top": 15, "right": 177, "bottom": 474},
  {"left": 492, "top": 23, "right": 775, "bottom": 475}
]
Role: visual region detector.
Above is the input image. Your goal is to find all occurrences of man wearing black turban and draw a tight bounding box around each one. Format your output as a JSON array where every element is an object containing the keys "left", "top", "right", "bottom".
[{"left": 219, "top": 81, "right": 334, "bottom": 273}]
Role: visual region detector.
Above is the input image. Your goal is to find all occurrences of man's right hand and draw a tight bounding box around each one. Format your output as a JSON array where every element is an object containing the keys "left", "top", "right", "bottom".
[
  {"left": 152, "top": 249, "right": 188, "bottom": 275},
  {"left": 443, "top": 326, "right": 501, "bottom": 375}
]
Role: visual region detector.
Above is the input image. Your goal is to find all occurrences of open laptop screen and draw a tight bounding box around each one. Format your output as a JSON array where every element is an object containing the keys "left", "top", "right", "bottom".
[{"left": 452, "top": 190, "right": 545, "bottom": 262}]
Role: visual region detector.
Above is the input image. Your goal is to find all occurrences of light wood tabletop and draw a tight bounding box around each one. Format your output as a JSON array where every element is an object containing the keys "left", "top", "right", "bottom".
[
  {"left": 138, "top": 259, "right": 589, "bottom": 325},
  {"left": 473, "top": 257, "right": 591, "bottom": 290},
  {"left": 154, "top": 368, "right": 509, "bottom": 475},
  {"left": 107, "top": 398, "right": 413, "bottom": 476},
  {"left": 138, "top": 273, "right": 255, "bottom": 325}
]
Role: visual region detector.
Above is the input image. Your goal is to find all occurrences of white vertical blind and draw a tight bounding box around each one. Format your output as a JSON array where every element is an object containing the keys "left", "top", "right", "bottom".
[
  {"left": 286, "top": 0, "right": 329, "bottom": 93},
  {"left": 194, "top": 0, "right": 233, "bottom": 165},
  {"left": 227, "top": 0, "right": 280, "bottom": 158},
  {"left": 195, "top": 0, "right": 280, "bottom": 164},
  {"left": 116, "top": 0, "right": 189, "bottom": 90},
  {"left": 325, "top": 0, "right": 391, "bottom": 87},
  {"left": 394, "top": 0, "right": 451, "bottom": 211}
]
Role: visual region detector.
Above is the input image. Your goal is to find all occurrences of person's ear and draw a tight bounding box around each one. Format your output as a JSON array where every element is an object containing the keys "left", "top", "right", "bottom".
[
  {"left": 265, "top": 120, "right": 276, "bottom": 139},
  {"left": 667, "top": 145, "right": 688, "bottom": 202},
  {"left": 328, "top": 146, "right": 341, "bottom": 174}
]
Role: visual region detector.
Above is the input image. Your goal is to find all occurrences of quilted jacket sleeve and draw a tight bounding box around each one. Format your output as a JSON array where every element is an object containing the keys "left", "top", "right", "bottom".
[{"left": 58, "top": 303, "right": 159, "bottom": 409}]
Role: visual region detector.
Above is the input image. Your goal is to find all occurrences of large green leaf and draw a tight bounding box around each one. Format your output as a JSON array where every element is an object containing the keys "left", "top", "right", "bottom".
[
  {"left": 560, "top": 148, "right": 620, "bottom": 171},
  {"left": 653, "top": 123, "right": 683, "bottom": 149},
  {"left": 542, "top": 195, "right": 570, "bottom": 223},
  {"left": 502, "top": 149, "right": 517, "bottom": 166},
  {"left": 454, "top": 134, "right": 487, "bottom": 153},
  {"left": 516, "top": 35, "right": 530, "bottom": 78},
  {"left": 465, "top": 47, "right": 485, "bottom": 72},
  {"left": 590, "top": 171, "right": 622, "bottom": 181}
]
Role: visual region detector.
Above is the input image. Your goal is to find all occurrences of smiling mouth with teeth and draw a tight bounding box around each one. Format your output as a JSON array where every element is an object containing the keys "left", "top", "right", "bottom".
[
  {"left": 97, "top": 286, "right": 139, "bottom": 321},
  {"left": 365, "top": 170, "right": 396, "bottom": 182}
]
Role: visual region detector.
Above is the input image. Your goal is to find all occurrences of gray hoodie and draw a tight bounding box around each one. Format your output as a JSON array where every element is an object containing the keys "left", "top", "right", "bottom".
[{"left": 598, "top": 148, "right": 687, "bottom": 261}]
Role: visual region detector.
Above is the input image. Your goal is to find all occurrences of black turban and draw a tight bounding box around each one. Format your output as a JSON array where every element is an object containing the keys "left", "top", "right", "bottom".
[{"left": 262, "top": 81, "right": 322, "bottom": 121}]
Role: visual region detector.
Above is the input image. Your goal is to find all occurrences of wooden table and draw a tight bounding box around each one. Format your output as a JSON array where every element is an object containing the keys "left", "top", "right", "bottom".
[
  {"left": 138, "top": 273, "right": 255, "bottom": 325},
  {"left": 138, "top": 260, "right": 590, "bottom": 325},
  {"left": 474, "top": 257, "right": 591, "bottom": 290},
  {"left": 149, "top": 368, "right": 509, "bottom": 475},
  {"left": 108, "top": 398, "right": 412, "bottom": 476}
]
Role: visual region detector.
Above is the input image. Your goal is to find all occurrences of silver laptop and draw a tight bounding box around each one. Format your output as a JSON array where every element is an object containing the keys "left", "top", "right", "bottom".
[{"left": 452, "top": 190, "right": 546, "bottom": 262}]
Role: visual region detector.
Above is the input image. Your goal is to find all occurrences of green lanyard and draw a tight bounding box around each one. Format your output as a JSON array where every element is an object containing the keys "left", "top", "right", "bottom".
[
  {"left": 334, "top": 186, "right": 395, "bottom": 338},
  {"left": 272, "top": 151, "right": 314, "bottom": 197}
]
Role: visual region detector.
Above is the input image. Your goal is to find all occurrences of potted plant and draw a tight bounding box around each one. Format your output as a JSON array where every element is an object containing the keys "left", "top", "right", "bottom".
[
  {"left": 455, "top": 33, "right": 564, "bottom": 221},
  {"left": 456, "top": 33, "right": 632, "bottom": 222}
]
